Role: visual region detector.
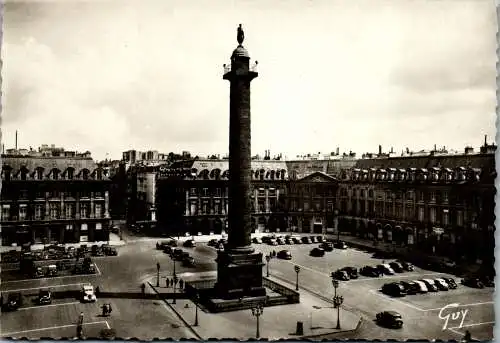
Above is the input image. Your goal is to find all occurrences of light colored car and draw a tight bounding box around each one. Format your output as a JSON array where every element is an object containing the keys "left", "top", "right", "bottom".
[
  {"left": 81, "top": 285, "right": 97, "bottom": 302},
  {"left": 382, "top": 264, "right": 396, "bottom": 275},
  {"left": 413, "top": 280, "right": 428, "bottom": 293}
]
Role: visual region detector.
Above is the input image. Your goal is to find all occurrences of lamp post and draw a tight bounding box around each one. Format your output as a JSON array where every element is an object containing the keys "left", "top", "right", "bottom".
[
  {"left": 194, "top": 294, "right": 199, "bottom": 326},
  {"left": 294, "top": 265, "right": 301, "bottom": 291},
  {"left": 265, "top": 255, "right": 271, "bottom": 277},
  {"left": 331, "top": 278, "right": 343, "bottom": 330},
  {"left": 251, "top": 303, "right": 264, "bottom": 339},
  {"left": 156, "top": 262, "right": 160, "bottom": 287},
  {"left": 173, "top": 274, "right": 178, "bottom": 304}
]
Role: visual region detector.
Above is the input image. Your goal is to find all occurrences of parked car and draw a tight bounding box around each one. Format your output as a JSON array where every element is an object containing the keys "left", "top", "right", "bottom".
[
  {"left": 479, "top": 275, "right": 495, "bottom": 287},
  {"left": 183, "top": 240, "right": 196, "bottom": 248},
  {"left": 38, "top": 289, "right": 52, "bottom": 305},
  {"left": 433, "top": 278, "right": 449, "bottom": 291},
  {"left": 421, "top": 279, "right": 438, "bottom": 292},
  {"left": 284, "top": 237, "right": 295, "bottom": 245},
  {"left": 389, "top": 262, "right": 404, "bottom": 273},
  {"left": 316, "top": 236, "right": 324, "bottom": 243},
  {"left": 360, "top": 266, "right": 381, "bottom": 277},
  {"left": 4, "top": 292, "right": 22, "bottom": 311},
  {"left": 320, "top": 241, "right": 334, "bottom": 252},
  {"left": 443, "top": 277, "right": 458, "bottom": 289},
  {"left": 376, "top": 311, "right": 403, "bottom": 329},
  {"left": 167, "top": 240, "right": 178, "bottom": 247},
  {"left": 461, "top": 276, "right": 484, "bottom": 289},
  {"left": 173, "top": 249, "right": 184, "bottom": 260},
  {"left": 413, "top": 280, "right": 428, "bottom": 293},
  {"left": 310, "top": 247, "right": 325, "bottom": 257},
  {"left": 340, "top": 267, "right": 358, "bottom": 279},
  {"left": 252, "top": 237, "right": 262, "bottom": 244},
  {"left": 333, "top": 241, "right": 348, "bottom": 249},
  {"left": 276, "top": 237, "right": 286, "bottom": 245},
  {"left": 157, "top": 241, "right": 168, "bottom": 250},
  {"left": 396, "top": 260, "right": 415, "bottom": 272},
  {"left": 208, "top": 239, "right": 219, "bottom": 247},
  {"left": 46, "top": 264, "right": 58, "bottom": 277},
  {"left": 163, "top": 246, "right": 173, "bottom": 255},
  {"left": 291, "top": 236, "right": 302, "bottom": 244},
  {"left": 91, "top": 245, "right": 105, "bottom": 257},
  {"left": 277, "top": 250, "right": 292, "bottom": 260},
  {"left": 377, "top": 264, "right": 395, "bottom": 275},
  {"left": 399, "top": 281, "right": 419, "bottom": 295},
  {"left": 332, "top": 270, "right": 350, "bottom": 281},
  {"left": 81, "top": 285, "right": 97, "bottom": 302},
  {"left": 182, "top": 256, "right": 196, "bottom": 267},
  {"left": 32, "top": 266, "right": 44, "bottom": 278},
  {"left": 102, "top": 245, "right": 118, "bottom": 256},
  {"left": 310, "top": 236, "right": 318, "bottom": 243},
  {"left": 382, "top": 283, "right": 406, "bottom": 297},
  {"left": 301, "top": 237, "right": 312, "bottom": 244},
  {"left": 268, "top": 238, "right": 278, "bottom": 246}
]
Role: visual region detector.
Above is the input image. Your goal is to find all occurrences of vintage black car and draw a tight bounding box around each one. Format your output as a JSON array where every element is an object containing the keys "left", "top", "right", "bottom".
[
  {"left": 277, "top": 250, "right": 292, "bottom": 260},
  {"left": 4, "top": 292, "right": 22, "bottom": 311},
  {"left": 252, "top": 237, "right": 263, "bottom": 244},
  {"left": 389, "top": 262, "right": 404, "bottom": 273},
  {"left": 316, "top": 236, "right": 324, "bottom": 243},
  {"left": 360, "top": 266, "right": 381, "bottom": 277},
  {"left": 332, "top": 270, "right": 350, "bottom": 281},
  {"left": 102, "top": 245, "right": 118, "bottom": 256},
  {"left": 208, "top": 239, "right": 219, "bottom": 247},
  {"left": 284, "top": 237, "right": 294, "bottom": 245},
  {"left": 183, "top": 240, "right": 196, "bottom": 248},
  {"left": 320, "top": 241, "right": 334, "bottom": 252},
  {"left": 382, "top": 283, "right": 407, "bottom": 297},
  {"left": 182, "top": 256, "right": 195, "bottom": 267},
  {"left": 333, "top": 241, "right": 348, "bottom": 249},
  {"left": 443, "top": 277, "right": 458, "bottom": 289},
  {"left": 462, "top": 276, "right": 484, "bottom": 289},
  {"left": 399, "top": 281, "right": 419, "bottom": 295},
  {"left": 339, "top": 266, "right": 358, "bottom": 279},
  {"left": 38, "top": 290, "right": 52, "bottom": 305},
  {"left": 301, "top": 237, "right": 312, "bottom": 244},
  {"left": 291, "top": 236, "right": 302, "bottom": 244},
  {"left": 310, "top": 247, "right": 325, "bottom": 257},
  {"left": 91, "top": 245, "right": 104, "bottom": 257},
  {"left": 396, "top": 260, "right": 415, "bottom": 272},
  {"left": 376, "top": 311, "right": 403, "bottom": 328}
]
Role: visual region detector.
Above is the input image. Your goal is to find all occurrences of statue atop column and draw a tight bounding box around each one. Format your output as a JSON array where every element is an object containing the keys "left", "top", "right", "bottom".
[{"left": 237, "top": 24, "right": 244, "bottom": 45}]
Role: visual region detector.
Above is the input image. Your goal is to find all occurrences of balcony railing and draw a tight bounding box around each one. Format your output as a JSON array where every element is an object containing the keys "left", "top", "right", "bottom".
[{"left": 223, "top": 61, "right": 258, "bottom": 74}]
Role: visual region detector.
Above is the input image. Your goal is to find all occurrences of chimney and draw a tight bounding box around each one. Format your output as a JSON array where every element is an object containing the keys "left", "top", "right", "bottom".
[
  {"left": 336, "top": 147, "right": 340, "bottom": 156},
  {"left": 378, "top": 145, "right": 382, "bottom": 155},
  {"left": 433, "top": 144, "right": 437, "bottom": 151},
  {"left": 390, "top": 147, "right": 394, "bottom": 153},
  {"left": 15, "top": 130, "right": 18, "bottom": 150},
  {"left": 484, "top": 135, "right": 488, "bottom": 146}
]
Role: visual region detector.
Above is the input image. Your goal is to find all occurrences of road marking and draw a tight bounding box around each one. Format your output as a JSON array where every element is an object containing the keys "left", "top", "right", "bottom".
[
  {"left": 368, "top": 289, "right": 424, "bottom": 311},
  {"left": 1, "top": 282, "right": 89, "bottom": 293},
  {"left": 1, "top": 320, "right": 108, "bottom": 336},
  {"left": 105, "top": 321, "right": 110, "bottom": 329},
  {"left": 280, "top": 260, "right": 331, "bottom": 277},
  {"left": 346, "top": 272, "right": 446, "bottom": 283},
  {"left": 423, "top": 301, "right": 495, "bottom": 312},
  {"left": 449, "top": 321, "right": 495, "bottom": 329},
  {"left": 94, "top": 262, "right": 102, "bottom": 276},
  {"left": 18, "top": 301, "right": 81, "bottom": 311}
]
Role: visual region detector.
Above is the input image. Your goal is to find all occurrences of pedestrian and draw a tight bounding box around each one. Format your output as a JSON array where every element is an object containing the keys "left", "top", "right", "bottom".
[
  {"left": 95, "top": 286, "right": 100, "bottom": 296},
  {"left": 179, "top": 279, "right": 184, "bottom": 289},
  {"left": 166, "top": 278, "right": 170, "bottom": 288},
  {"left": 108, "top": 303, "right": 112, "bottom": 315},
  {"left": 141, "top": 283, "right": 146, "bottom": 296},
  {"left": 463, "top": 330, "right": 471, "bottom": 342},
  {"left": 170, "top": 278, "right": 175, "bottom": 287}
]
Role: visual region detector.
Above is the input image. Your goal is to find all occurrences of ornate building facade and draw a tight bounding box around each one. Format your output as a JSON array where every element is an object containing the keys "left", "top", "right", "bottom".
[{"left": 1, "top": 154, "right": 112, "bottom": 246}]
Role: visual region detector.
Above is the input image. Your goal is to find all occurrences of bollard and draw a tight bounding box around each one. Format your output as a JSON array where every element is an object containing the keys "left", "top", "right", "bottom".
[{"left": 296, "top": 321, "right": 304, "bottom": 336}]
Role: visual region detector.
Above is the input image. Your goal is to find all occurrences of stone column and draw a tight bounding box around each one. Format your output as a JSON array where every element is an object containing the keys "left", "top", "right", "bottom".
[
  {"left": 105, "top": 191, "right": 110, "bottom": 218},
  {"left": 185, "top": 190, "right": 190, "bottom": 215},
  {"left": 60, "top": 192, "right": 65, "bottom": 219},
  {"left": 90, "top": 192, "right": 95, "bottom": 218},
  {"left": 254, "top": 189, "right": 258, "bottom": 214},
  {"left": 265, "top": 188, "right": 270, "bottom": 213},
  {"left": 45, "top": 192, "right": 50, "bottom": 219}
]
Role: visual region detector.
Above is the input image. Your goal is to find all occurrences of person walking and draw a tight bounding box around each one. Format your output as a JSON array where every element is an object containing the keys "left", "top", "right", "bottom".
[
  {"left": 463, "top": 330, "right": 471, "bottom": 342},
  {"left": 166, "top": 278, "right": 170, "bottom": 288},
  {"left": 141, "top": 283, "right": 146, "bottom": 296},
  {"left": 179, "top": 279, "right": 184, "bottom": 289}
]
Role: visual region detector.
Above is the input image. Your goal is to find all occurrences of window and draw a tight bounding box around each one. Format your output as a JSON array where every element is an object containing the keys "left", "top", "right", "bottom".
[
  {"left": 19, "top": 205, "right": 27, "bottom": 220},
  {"left": 35, "top": 205, "right": 43, "bottom": 220},
  {"left": 442, "top": 191, "right": 449, "bottom": 203},
  {"left": 406, "top": 206, "right": 415, "bottom": 220},
  {"left": 19, "top": 190, "right": 28, "bottom": 199},
  {"left": 360, "top": 189, "right": 366, "bottom": 198},
  {"left": 36, "top": 191, "right": 45, "bottom": 199},
  {"left": 407, "top": 190, "right": 415, "bottom": 201},
  {"left": 65, "top": 204, "right": 74, "bottom": 219},
  {"left": 418, "top": 207, "right": 425, "bottom": 221},
  {"left": 202, "top": 188, "right": 208, "bottom": 197},
  {"left": 418, "top": 191, "right": 424, "bottom": 202},
  {"left": 215, "top": 188, "right": 221, "bottom": 197},
  {"left": 258, "top": 188, "right": 265, "bottom": 197},
  {"left": 442, "top": 210, "right": 449, "bottom": 226},
  {"left": 81, "top": 191, "right": 90, "bottom": 198},
  {"left": 65, "top": 224, "right": 73, "bottom": 231},
  {"left": 95, "top": 203, "right": 102, "bottom": 218},
  {"left": 51, "top": 191, "right": 60, "bottom": 198},
  {"left": 368, "top": 189, "right": 374, "bottom": 198},
  {"left": 202, "top": 203, "right": 208, "bottom": 214},
  {"left": 430, "top": 207, "right": 436, "bottom": 223},
  {"left": 49, "top": 203, "right": 60, "bottom": 219},
  {"left": 258, "top": 200, "right": 266, "bottom": 212},
  {"left": 304, "top": 201, "right": 310, "bottom": 211},
  {"left": 67, "top": 169, "right": 74, "bottom": 180},
  {"left": 215, "top": 203, "right": 221, "bottom": 214},
  {"left": 430, "top": 191, "right": 436, "bottom": 202},
  {"left": 80, "top": 203, "right": 89, "bottom": 219},
  {"left": 3, "top": 169, "right": 11, "bottom": 181},
  {"left": 190, "top": 188, "right": 196, "bottom": 196},
  {"left": 36, "top": 169, "right": 43, "bottom": 180},
  {"left": 81, "top": 223, "right": 88, "bottom": 231},
  {"left": 457, "top": 210, "right": 463, "bottom": 226},
  {"left": 96, "top": 223, "right": 102, "bottom": 230},
  {"left": 1, "top": 205, "right": 10, "bottom": 220},
  {"left": 190, "top": 203, "right": 197, "bottom": 215}
]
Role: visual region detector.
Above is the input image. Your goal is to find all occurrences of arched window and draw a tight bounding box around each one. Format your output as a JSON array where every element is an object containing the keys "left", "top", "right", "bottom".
[
  {"left": 36, "top": 167, "right": 44, "bottom": 180},
  {"left": 82, "top": 169, "right": 90, "bottom": 180},
  {"left": 20, "top": 167, "right": 29, "bottom": 181},
  {"left": 67, "top": 168, "right": 74, "bottom": 180},
  {"left": 270, "top": 170, "right": 275, "bottom": 180},
  {"left": 2, "top": 166, "right": 12, "bottom": 181}
]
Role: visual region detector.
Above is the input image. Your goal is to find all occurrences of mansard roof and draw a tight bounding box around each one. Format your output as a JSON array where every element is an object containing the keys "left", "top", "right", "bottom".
[{"left": 1, "top": 155, "right": 109, "bottom": 181}]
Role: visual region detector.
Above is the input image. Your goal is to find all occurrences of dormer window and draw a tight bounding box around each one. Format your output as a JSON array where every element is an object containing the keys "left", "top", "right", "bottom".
[
  {"left": 36, "top": 168, "right": 44, "bottom": 180},
  {"left": 67, "top": 168, "right": 74, "bottom": 180},
  {"left": 51, "top": 169, "right": 59, "bottom": 180},
  {"left": 82, "top": 169, "right": 89, "bottom": 180},
  {"left": 2, "top": 169, "right": 11, "bottom": 181}
]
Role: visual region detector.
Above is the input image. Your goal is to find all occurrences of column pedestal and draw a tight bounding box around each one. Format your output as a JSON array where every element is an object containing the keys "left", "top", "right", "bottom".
[{"left": 215, "top": 250, "right": 266, "bottom": 300}]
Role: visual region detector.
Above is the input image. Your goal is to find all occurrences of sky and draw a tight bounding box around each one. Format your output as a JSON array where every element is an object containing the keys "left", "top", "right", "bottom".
[{"left": 2, "top": 0, "right": 497, "bottom": 161}]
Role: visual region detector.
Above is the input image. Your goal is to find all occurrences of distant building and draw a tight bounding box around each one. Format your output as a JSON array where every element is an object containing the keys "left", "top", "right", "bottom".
[{"left": 1, "top": 152, "right": 112, "bottom": 246}]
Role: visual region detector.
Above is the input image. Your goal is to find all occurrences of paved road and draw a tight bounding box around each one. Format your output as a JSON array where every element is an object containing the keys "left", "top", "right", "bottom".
[{"left": 1, "top": 233, "right": 493, "bottom": 341}]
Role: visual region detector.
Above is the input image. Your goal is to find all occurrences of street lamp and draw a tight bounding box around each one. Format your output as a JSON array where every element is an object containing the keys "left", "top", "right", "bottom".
[
  {"left": 294, "top": 265, "right": 301, "bottom": 291},
  {"left": 156, "top": 262, "right": 160, "bottom": 287},
  {"left": 172, "top": 274, "right": 178, "bottom": 304},
  {"left": 265, "top": 255, "right": 271, "bottom": 277},
  {"left": 251, "top": 303, "right": 264, "bottom": 339},
  {"left": 331, "top": 279, "right": 343, "bottom": 330},
  {"left": 194, "top": 293, "right": 199, "bottom": 326},
  {"left": 333, "top": 295, "right": 344, "bottom": 329}
]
